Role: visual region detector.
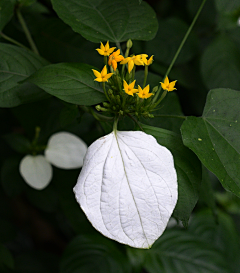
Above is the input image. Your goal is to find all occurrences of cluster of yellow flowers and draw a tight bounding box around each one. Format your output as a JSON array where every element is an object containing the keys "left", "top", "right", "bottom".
[{"left": 92, "top": 42, "right": 176, "bottom": 99}]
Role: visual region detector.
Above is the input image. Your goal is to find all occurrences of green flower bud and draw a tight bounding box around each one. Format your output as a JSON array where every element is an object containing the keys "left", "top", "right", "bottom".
[{"left": 126, "top": 39, "right": 133, "bottom": 49}]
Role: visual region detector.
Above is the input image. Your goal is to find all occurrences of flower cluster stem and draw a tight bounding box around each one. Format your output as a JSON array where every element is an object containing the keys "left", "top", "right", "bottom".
[
  {"left": 142, "top": 65, "right": 148, "bottom": 88},
  {"left": 102, "top": 82, "right": 111, "bottom": 102},
  {"left": 16, "top": 8, "right": 39, "bottom": 55}
]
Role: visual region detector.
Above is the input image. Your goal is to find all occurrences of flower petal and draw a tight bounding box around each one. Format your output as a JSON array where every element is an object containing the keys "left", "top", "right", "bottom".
[
  {"left": 128, "top": 60, "right": 134, "bottom": 73},
  {"left": 128, "top": 80, "right": 136, "bottom": 90},
  {"left": 96, "top": 49, "right": 105, "bottom": 55},
  {"left": 20, "top": 155, "right": 52, "bottom": 190},
  {"left": 105, "top": 41, "right": 109, "bottom": 51},
  {"left": 45, "top": 132, "right": 88, "bottom": 169},
  {"left": 101, "top": 65, "right": 107, "bottom": 76},
  {"left": 164, "top": 76, "right": 169, "bottom": 86},
  {"left": 92, "top": 69, "right": 101, "bottom": 78}
]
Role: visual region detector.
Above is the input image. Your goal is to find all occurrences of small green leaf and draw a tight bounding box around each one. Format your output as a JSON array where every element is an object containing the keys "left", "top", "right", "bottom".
[
  {"left": 201, "top": 35, "right": 240, "bottom": 90},
  {"left": 3, "top": 134, "right": 31, "bottom": 154},
  {"left": 144, "top": 229, "right": 230, "bottom": 273},
  {"left": 0, "top": 0, "right": 16, "bottom": 31},
  {"left": 60, "top": 234, "right": 132, "bottom": 273},
  {"left": 181, "top": 88, "right": 240, "bottom": 197},
  {"left": 27, "top": 63, "right": 106, "bottom": 105},
  {"left": 51, "top": 0, "right": 158, "bottom": 43},
  {"left": 142, "top": 124, "right": 201, "bottom": 223},
  {"left": 0, "top": 43, "right": 50, "bottom": 107}
]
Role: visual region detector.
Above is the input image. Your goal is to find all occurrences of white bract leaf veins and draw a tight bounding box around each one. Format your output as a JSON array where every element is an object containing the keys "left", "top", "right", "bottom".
[{"left": 74, "top": 130, "right": 178, "bottom": 249}]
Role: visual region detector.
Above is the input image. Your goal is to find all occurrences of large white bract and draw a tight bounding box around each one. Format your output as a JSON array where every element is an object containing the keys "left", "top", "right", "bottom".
[{"left": 74, "top": 130, "right": 178, "bottom": 249}]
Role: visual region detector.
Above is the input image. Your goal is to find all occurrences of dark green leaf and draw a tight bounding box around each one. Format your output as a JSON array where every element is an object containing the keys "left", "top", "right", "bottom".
[
  {"left": 201, "top": 35, "right": 240, "bottom": 90},
  {"left": 0, "top": 43, "right": 50, "bottom": 107},
  {"left": 60, "top": 234, "right": 132, "bottom": 273},
  {"left": 142, "top": 124, "right": 201, "bottom": 223},
  {"left": 144, "top": 229, "right": 230, "bottom": 273},
  {"left": 189, "top": 210, "right": 240, "bottom": 272},
  {"left": 51, "top": 0, "right": 158, "bottom": 43},
  {"left": 0, "top": 244, "right": 14, "bottom": 270},
  {"left": 3, "top": 133, "right": 31, "bottom": 153},
  {"left": 27, "top": 63, "right": 106, "bottom": 105},
  {"left": 146, "top": 17, "right": 198, "bottom": 65},
  {"left": 181, "top": 88, "right": 240, "bottom": 197},
  {"left": 199, "top": 165, "right": 217, "bottom": 212},
  {"left": 1, "top": 156, "right": 27, "bottom": 197},
  {"left": 0, "top": 0, "right": 16, "bottom": 31},
  {"left": 35, "top": 18, "right": 103, "bottom": 67}
]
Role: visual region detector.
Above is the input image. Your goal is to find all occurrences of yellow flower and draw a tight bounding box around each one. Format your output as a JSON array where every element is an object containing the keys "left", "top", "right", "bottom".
[
  {"left": 137, "top": 85, "right": 153, "bottom": 99},
  {"left": 92, "top": 65, "right": 113, "bottom": 82},
  {"left": 120, "top": 55, "right": 144, "bottom": 73},
  {"left": 138, "top": 54, "right": 148, "bottom": 65},
  {"left": 147, "top": 55, "right": 154, "bottom": 65},
  {"left": 108, "top": 49, "right": 124, "bottom": 71},
  {"left": 160, "top": 77, "right": 177, "bottom": 92},
  {"left": 123, "top": 80, "right": 138, "bottom": 96},
  {"left": 96, "top": 41, "right": 115, "bottom": 56}
]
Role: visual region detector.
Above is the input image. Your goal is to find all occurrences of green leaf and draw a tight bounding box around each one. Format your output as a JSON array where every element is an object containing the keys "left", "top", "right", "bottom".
[
  {"left": 201, "top": 35, "right": 240, "bottom": 90},
  {"left": 199, "top": 165, "right": 217, "bottom": 212},
  {"left": 142, "top": 124, "right": 201, "bottom": 223},
  {"left": 0, "top": 0, "right": 16, "bottom": 31},
  {"left": 181, "top": 88, "right": 240, "bottom": 197},
  {"left": 0, "top": 244, "right": 14, "bottom": 271},
  {"left": 27, "top": 63, "right": 106, "bottom": 105},
  {"left": 189, "top": 210, "right": 240, "bottom": 272},
  {"left": 0, "top": 43, "right": 50, "bottom": 107},
  {"left": 143, "top": 229, "right": 230, "bottom": 273},
  {"left": 60, "top": 234, "right": 132, "bottom": 273},
  {"left": 51, "top": 0, "right": 158, "bottom": 43},
  {"left": 146, "top": 17, "right": 198, "bottom": 65},
  {"left": 3, "top": 134, "right": 31, "bottom": 154}
]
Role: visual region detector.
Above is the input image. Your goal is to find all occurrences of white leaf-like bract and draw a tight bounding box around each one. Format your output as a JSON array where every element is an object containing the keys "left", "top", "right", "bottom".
[
  {"left": 74, "top": 131, "right": 178, "bottom": 249},
  {"left": 45, "top": 132, "right": 88, "bottom": 169},
  {"left": 19, "top": 155, "right": 53, "bottom": 190}
]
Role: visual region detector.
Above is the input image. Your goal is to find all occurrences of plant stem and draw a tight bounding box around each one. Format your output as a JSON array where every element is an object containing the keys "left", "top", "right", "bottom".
[
  {"left": 16, "top": 8, "right": 39, "bottom": 55},
  {"left": 116, "top": 42, "right": 124, "bottom": 56},
  {"left": 153, "top": 114, "right": 187, "bottom": 119},
  {"left": 80, "top": 106, "right": 114, "bottom": 121},
  {"left": 102, "top": 82, "right": 111, "bottom": 102},
  {"left": 152, "top": 0, "right": 207, "bottom": 103},
  {"left": 0, "top": 32, "right": 29, "bottom": 50}
]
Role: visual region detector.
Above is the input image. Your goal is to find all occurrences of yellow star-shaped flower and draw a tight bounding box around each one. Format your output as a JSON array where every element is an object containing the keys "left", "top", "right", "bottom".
[
  {"left": 147, "top": 55, "right": 154, "bottom": 65},
  {"left": 160, "top": 77, "right": 177, "bottom": 92},
  {"left": 137, "top": 85, "right": 153, "bottom": 99},
  {"left": 96, "top": 41, "right": 116, "bottom": 56},
  {"left": 92, "top": 65, "right": 113, "bottom": 82},
  {"left": 108, "top": 49, "right": 124, "bottom": 71},
  {"left": 123, "top": 80, "right": 138, "bottom": 96},
  {"left": 120, "top": 55, "right": 144, "bottom": 73}
]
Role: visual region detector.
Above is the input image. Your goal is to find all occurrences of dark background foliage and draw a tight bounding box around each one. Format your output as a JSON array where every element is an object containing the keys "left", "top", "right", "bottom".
[{"left": 1, "top": 0, "right": 240, "bottom": 272}]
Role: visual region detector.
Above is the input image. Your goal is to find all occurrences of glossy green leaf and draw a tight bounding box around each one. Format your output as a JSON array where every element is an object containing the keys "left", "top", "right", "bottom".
[
  {"left": 27, "top": 63, "right": 106, "bottom": 105},
  {"left": 201, "top": 36, "right": 240, "bottom": 90},
  {"left": 142, "top": 124, "right": 201, "bottom": 223},
  {"left": 181, "top": 88, "right": 240, "bottom": 197},
  {"left": 51, "top": 0, "right": 158, "bottom": 43},
  {"left": 146, "top": 17, "right": 198, "bottom": 65},
  {"left": 60, "top": 234, "right": 132, "bottom": 273},
  {"left": 143, "top": 229, "right": 230, "bottom": 273},
  {"left": 189, "top": 210, "right": 240, "bottom": 272},
  {"left": 0, "top": 0, "right": 16, "bottom": 31},
  {"left": 0, "top": 43, "right": 50, "bottom": 107}
]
